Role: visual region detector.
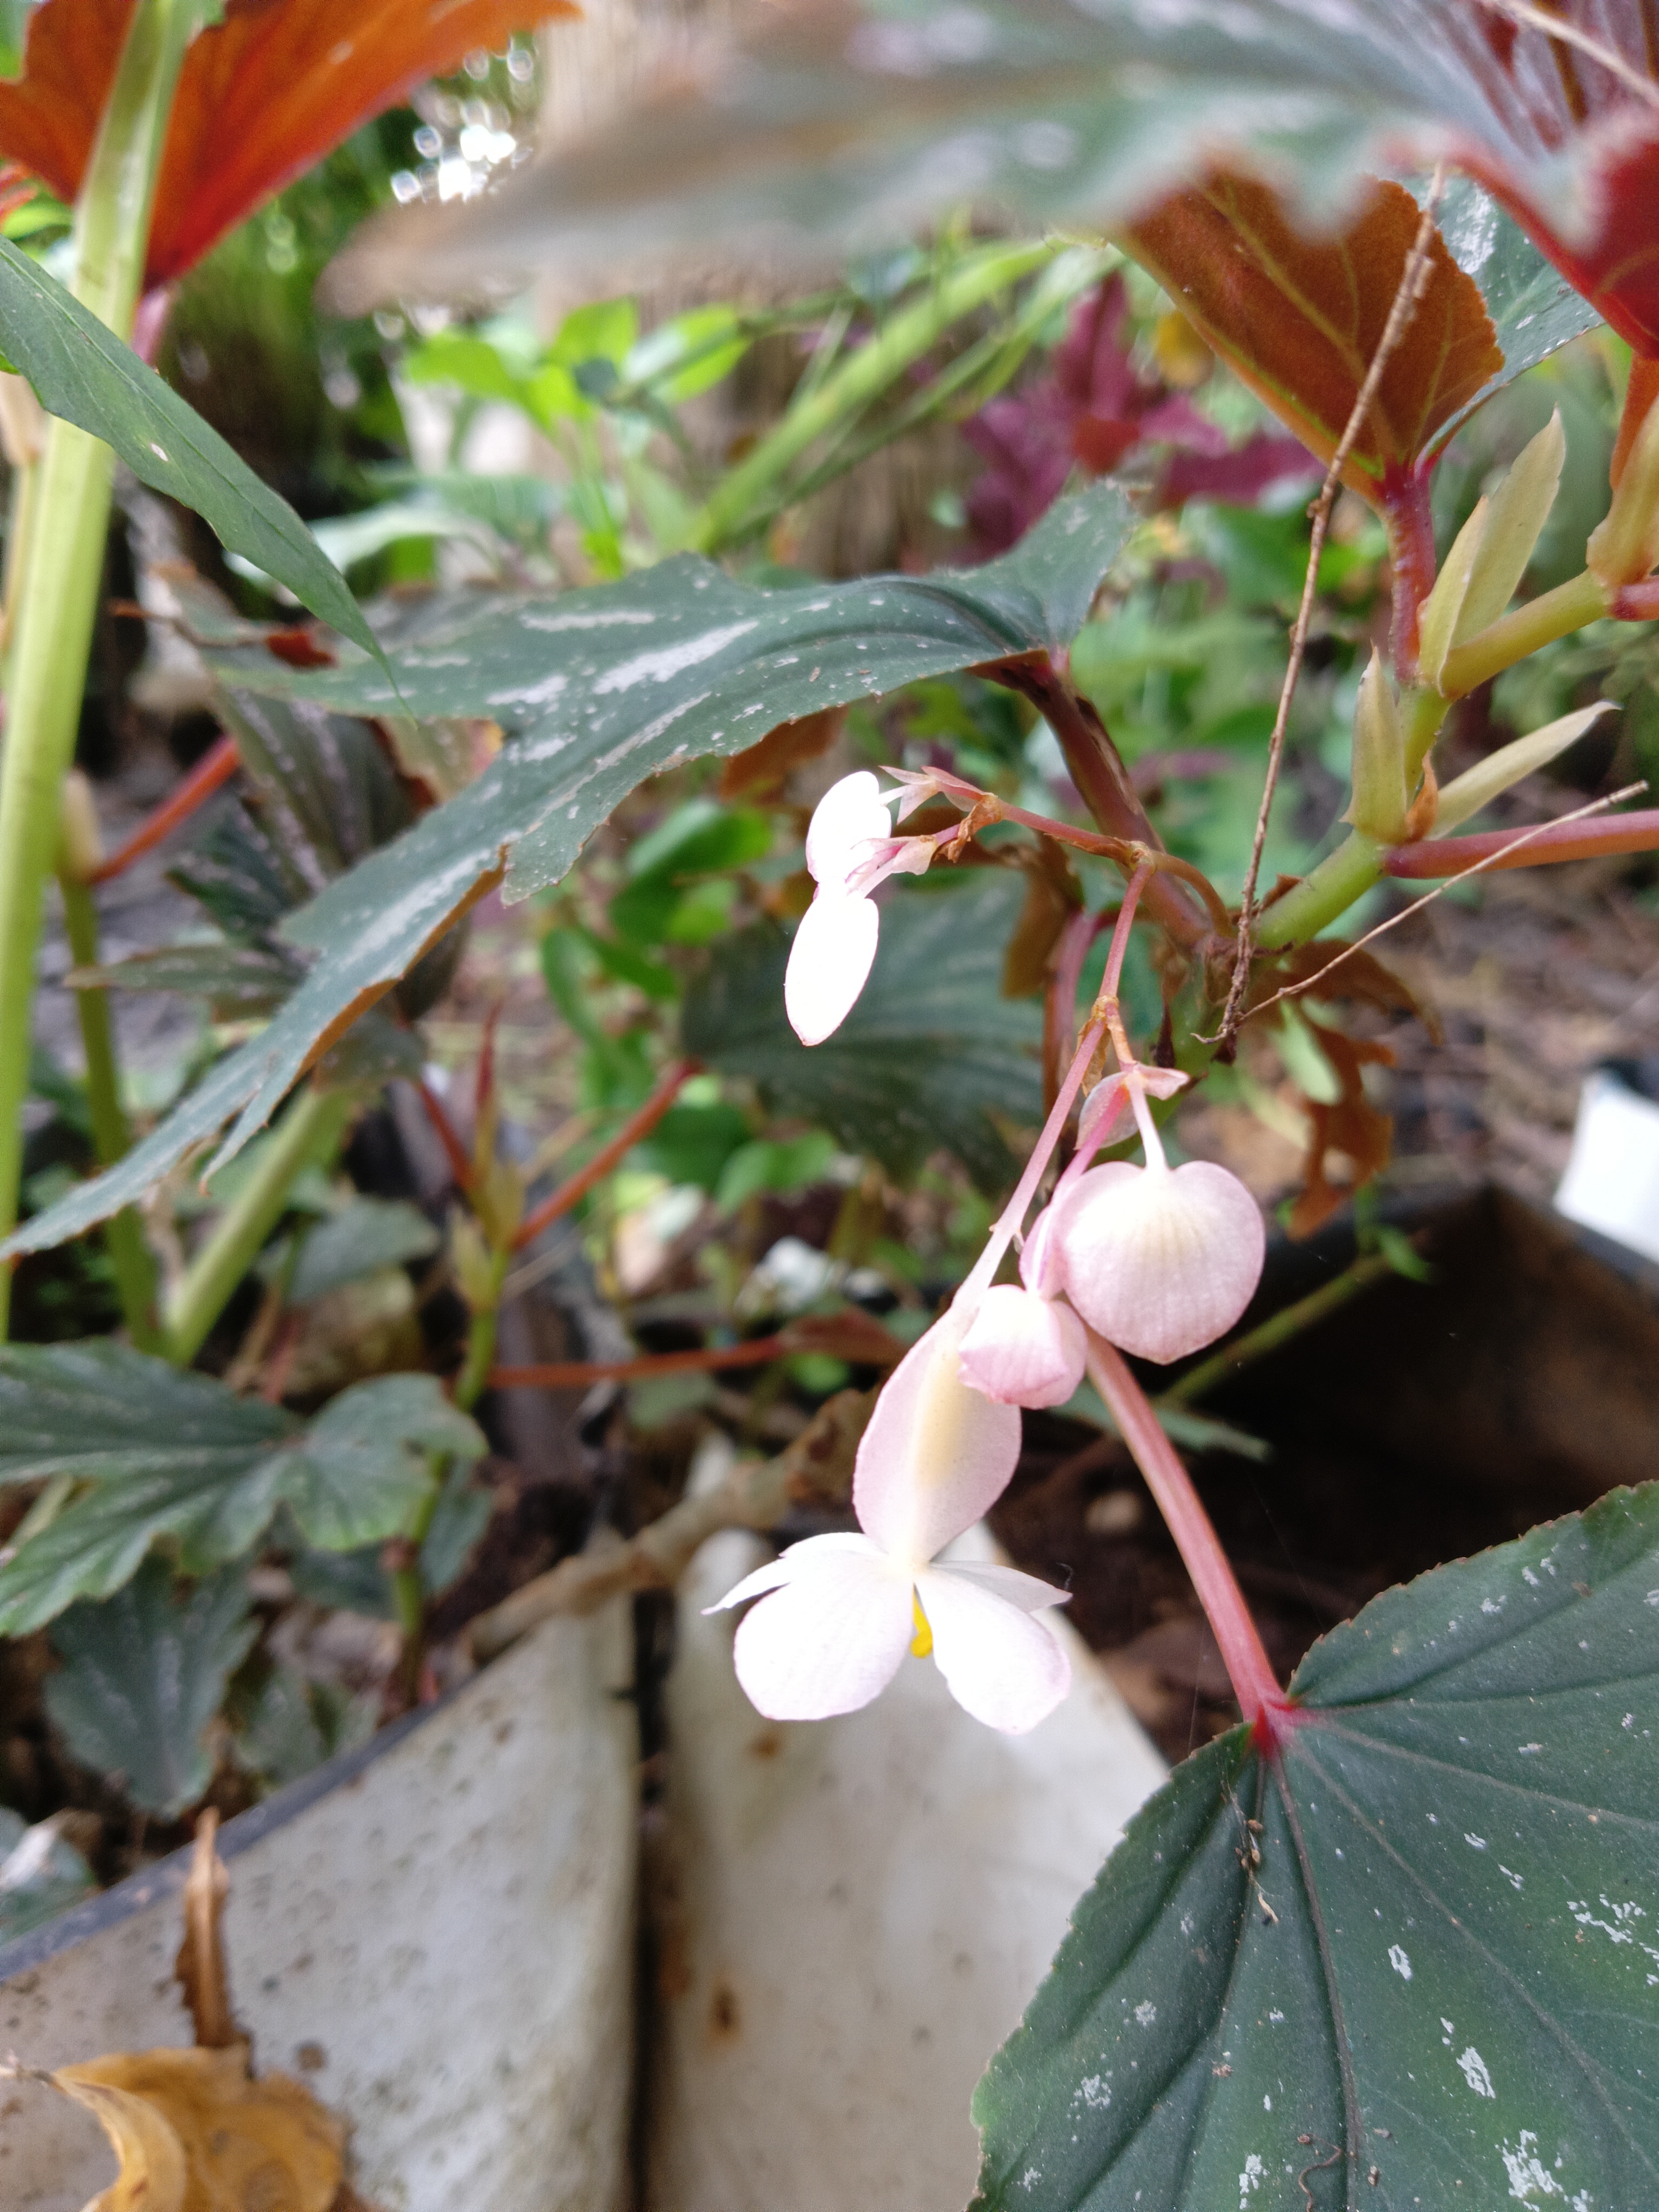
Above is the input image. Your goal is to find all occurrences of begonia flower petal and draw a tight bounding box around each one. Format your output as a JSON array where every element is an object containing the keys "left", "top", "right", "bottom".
[
  {"left": 784, "top": 889, "right": 880, "bottom": 1046},
  {"left": 804, "top": 770, "right": 891, "bottom": 889},
  {"left": 853, "top": 1311, "right": 1021, "bottom": 1565},
  {"left": 731, "top": 1543, "right": 913, "bottom": 1721},
  {"left": 705, "top": 1531, "right": 884, "bottom": 1614},
  {"left": 1052, "top": 1158, "right": 1265, "bottom": 1363},
  {"left": 957, "top": 1283, "right": 1086, "bottom": 1408},
  {"left": 915, "top": 1565, "right": 1071, "bottom": 1732}
]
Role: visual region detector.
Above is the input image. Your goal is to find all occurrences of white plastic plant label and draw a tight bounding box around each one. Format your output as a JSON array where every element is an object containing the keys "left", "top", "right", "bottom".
[{"left": 1555, "top": 1069, "right": 1659, "bottom": 1265}]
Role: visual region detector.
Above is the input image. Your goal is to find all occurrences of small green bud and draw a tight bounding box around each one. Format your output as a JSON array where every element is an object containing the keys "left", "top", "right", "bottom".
[
  {"left": 1431, "top": 702, "right": 1613, "bottom": 834},
  {"left": 1343, "top": 652, "right": 1409, "bottom": 842},
  {"left": 1589, "top": 387, "right": 1659, "bottom": 586},
  {"left": 1453, "top": 411, "right": 1565, "bottom": 644},
  {"left": 1417, "top": 497, "right": 1486, "bottom": 690},
  {"left": 450, "top": 1209, "right": 500, "bottom": 1312}
]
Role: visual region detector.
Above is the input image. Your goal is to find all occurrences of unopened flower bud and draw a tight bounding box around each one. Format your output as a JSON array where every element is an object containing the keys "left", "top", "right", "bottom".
[
  {"left": 1590, "top": 386, "right": 1659, "bottom": 587},
  {"left": 1050, "top": 1157, "right": 1264, "bottom": 1365},
  {"left": 1342, "top": 652, "right": 1408, "bottom": 842},
  {"left": 958, "top": 1283, "right": 1086, "bottom": 1408}
]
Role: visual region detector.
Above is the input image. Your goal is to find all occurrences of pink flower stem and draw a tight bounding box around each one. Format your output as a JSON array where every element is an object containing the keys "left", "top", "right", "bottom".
[
  {"left": 960, "top": 867, "right": 1158, "bottom": 1305},
  {"left": 1046, "top": 905, "right": 1106, "bottom": 1104},
  {"left": 1086, "top": 1332, "right": 1295, "bottom": 1751}
]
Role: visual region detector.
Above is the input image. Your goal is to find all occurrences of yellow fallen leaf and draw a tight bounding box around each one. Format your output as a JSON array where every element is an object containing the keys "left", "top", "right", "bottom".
[{"left": 52, "top": 2042, "right": 344, "bottom": 2212}]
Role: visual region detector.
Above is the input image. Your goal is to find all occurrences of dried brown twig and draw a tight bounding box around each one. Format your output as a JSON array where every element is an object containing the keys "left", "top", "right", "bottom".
[{"left": 1218, "top": 165, "right": 1449, "bottom": 1053}]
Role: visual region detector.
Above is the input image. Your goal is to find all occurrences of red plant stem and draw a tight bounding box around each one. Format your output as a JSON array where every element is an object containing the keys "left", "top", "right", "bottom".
[
  {"left": 89, "top": 733, "right": 238, "bottom": 883},
  {"left": 512, "top": 1056, "right": 698, "bottom": 1251},
  {"left": 1384, "top": 808, "right": 1659, "bottom": 876},
  {"left": 977, "top": 653, "right": 1212, "bottom": 948},
  {"left": 415, "top": 1074, "right": 475, "bottom": 1193},
  {"left": 1046, "top": 905, "right": 1106, "bottom": 1110},
  {"left": 1611, "top": 355, "right": 1659, "bottom": 488},
  {"left": 490, "top": 1336, "right": 791, "bottom": 1390},
  {"left": 1382, "top": 464, "right": 1439, "bottom": 682},
  {"left": 1086, "top": 1333, "right": 1294, "bottom": 1748},
  {"left": 1100, "top": 860, "right": 1151, "bottom": 1004}
]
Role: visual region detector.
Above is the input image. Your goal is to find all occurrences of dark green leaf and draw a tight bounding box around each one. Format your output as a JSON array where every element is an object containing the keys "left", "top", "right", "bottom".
[
  {"left": 1424, "top": 177, "right": 1600, "bottom": 459},
  {"left": 272, "top": 1373, "right": 482, "bottom": 1554},
  {"left": 284, "top": 1197, "right": 440, "bottom": 1304},
  {"left": 45, "top": 1560, "right": 256, "bottom": 1818},
  {"left": 419, "top": 1458, "right": 491, "bottom": 1597},
  {"left": 684, "top": 875, "right": 1042, "bottom": 1190},
  {"left": 76, "top": 941, "right": 300, "bottom": 1015},
  {"left": 638, "top": 1099, "right": 753, "bottom": 1193},
  {"left": 3, "top": 487, "right": 1132, "bottom": 1257},
  {"left": 0, "top": 1807, "right": 96, "bottom": 1944},
  {"left": 0, "top": 237, "right": 377, "bottom": 659},
  {"left": 0, "top": 1348, "right": 482, "bottom": 1631},
  {"left": 974, "top": 1483, "right": 1659, "bottom": 2211}
]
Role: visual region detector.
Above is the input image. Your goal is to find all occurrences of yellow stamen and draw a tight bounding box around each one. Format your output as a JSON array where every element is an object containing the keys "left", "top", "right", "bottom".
[{"left": 910, "top": 1590, "right": 933, "bottom": 1658}]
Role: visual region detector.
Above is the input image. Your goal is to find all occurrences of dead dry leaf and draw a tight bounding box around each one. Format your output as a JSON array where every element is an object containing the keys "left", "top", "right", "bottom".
[{"left": 52, "top": 2043, "right": 345, "bottom": 2212}]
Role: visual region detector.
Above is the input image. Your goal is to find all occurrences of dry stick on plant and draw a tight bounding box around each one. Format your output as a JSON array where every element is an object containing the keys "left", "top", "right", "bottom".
[
  {"left": 469, "top": 1384, "right": 874, "bottom": 1663},
  {"left": 1218, "top": 167, "right": 1449, "bottom": 1053},
  {"left": 1246, "top": 782, "right": 1647, "bottom": 1026},
  {"left": 1472, "top": 0, "right": 1659, "bottom": 110}
]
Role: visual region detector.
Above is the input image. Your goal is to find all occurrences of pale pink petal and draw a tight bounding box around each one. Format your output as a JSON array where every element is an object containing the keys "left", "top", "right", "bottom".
[
  {"left": 731, "top": 1543, "right": 913, "bottom": 1721},
  {"left": 846, "top": 834, "right": 935, "bottom": 895},
  {"left": 936, "top": 1557, "right": 1073, "bottom": 1610},
  {"left": 704, "top": 1531, "right": 885, "bottom": 1614},
  {"left": 1051, "top": 1158, "right": 1265, "bottom": 1363},
  {"left": 915, "top": 1565, "right": 1071, "bottom": 1732},
  {"left": 957, "top": 1284, "right": 1086, "bottom": 1408},
  {"left": 804, "top": 770, "right": 892, "bottom": 889},
  {"left": 1018, "top": 1205, "right": 1064, "bottom": 1295},
  {"left": 784, "top": 889, "right": 880, "bottom": 1046},
  {"left": 853, "top": 1311, "right": 1022, "bottom": 1565}
]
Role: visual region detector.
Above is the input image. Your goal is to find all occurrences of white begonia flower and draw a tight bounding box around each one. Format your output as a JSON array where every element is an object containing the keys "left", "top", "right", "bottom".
[
  {"left": 784, "top": 771, "right": 935, "bottom": 1047},
  {"left": 708, "top": 1308, "right": 1071, "bottom": 1732},
  {"left": 1049, "top": 1066, "right": 1264, "bottom": 1364}
]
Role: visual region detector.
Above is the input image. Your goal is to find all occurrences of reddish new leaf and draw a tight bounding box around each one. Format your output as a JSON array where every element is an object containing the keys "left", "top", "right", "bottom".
[
  {"left": 1121, "top": 173, "right": 1503, "bottom": 507},
  {"left": 0, "top": 0, "right": 577, "bottom": 286}
]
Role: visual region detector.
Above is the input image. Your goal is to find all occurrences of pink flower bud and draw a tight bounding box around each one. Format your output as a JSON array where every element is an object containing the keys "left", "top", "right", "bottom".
[
  {"left": 1050, "top": 1157, "right": 1264, "bottom": 1364},
  {"left": 957, "top": 1282, "right": 1086, "bottom": 1408}
]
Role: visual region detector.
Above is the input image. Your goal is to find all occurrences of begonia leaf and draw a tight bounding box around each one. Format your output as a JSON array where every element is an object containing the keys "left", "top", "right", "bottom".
[
  {"left": 1120, "top": 175, "right": 1503, "bottom": 502},
  {"left": 683, "top": 875, "right": 1043, "bottom": 1190},
  {"left": 0, "top": 1344, "right": 483, "bottom": 1630},
  {"left": 974, "top": 1482, "right": 1659, "bottom": 2210},
  {"left": 0, "top": 484, "right": 1135, "bottom": 1256},
  {"left": 45, "top": 1558, "right": 257, "bottom": 1817},
  {"left": 320, "top": 0, "right": 1659, "bottom": 362},
  {"left": 0, "top": 237, "right": 378, "bottom": 655},
  {"left": 0, "top": 0, "right": 577, "bottom": 286}
]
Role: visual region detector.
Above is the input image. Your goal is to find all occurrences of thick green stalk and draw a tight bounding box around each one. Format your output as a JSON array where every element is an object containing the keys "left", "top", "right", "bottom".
[
  {"left": 1253, "top": 831, "right": 1384, "bottom": 950},
  {"left": 164, "top": 1087, "right": 353, "bottom": 1365},
  {"left": 59, "top": 876, "right": 162, "bottom": 1349},
  {"left": 1437, "top": 568, "right": 1607, "bottom": 699},
  {"left": 683, "top": 239, "right": 1056, "bottom": 555},
  {"left": 0, "top": 0, "right": 199, "bottom": 1336}
]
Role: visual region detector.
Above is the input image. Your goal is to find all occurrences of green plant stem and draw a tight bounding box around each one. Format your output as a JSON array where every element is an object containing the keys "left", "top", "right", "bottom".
[
  {"left": 683, "top": 238, "right": 1056, "bottom": 555},
  {"left": 1159, "top": 1249, "right": 1397, "bottom": 1408},
  {"left": 163, "top": 1086, "right": 353, "bottom": 1365},
  {"left": 0, "top": 0, "right": 198, "bottom": 1338},
  {"left": 390, "top": 1245, "right": 507, "bottom": 1667},
  {"left": 1253, "top": 830, "right": 1384, "bottom": 950},
  {"left": 1438, "top": 568, "right": 1608, "bottom": 699},
  {"left": 59, "top": 875, "right": 162, "bottom": 1349}
]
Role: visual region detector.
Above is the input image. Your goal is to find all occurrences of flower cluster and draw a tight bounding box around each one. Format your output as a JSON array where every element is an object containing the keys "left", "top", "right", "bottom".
[{"left": 721, "top": 774, "right": 1265, "bottom": 1736}]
